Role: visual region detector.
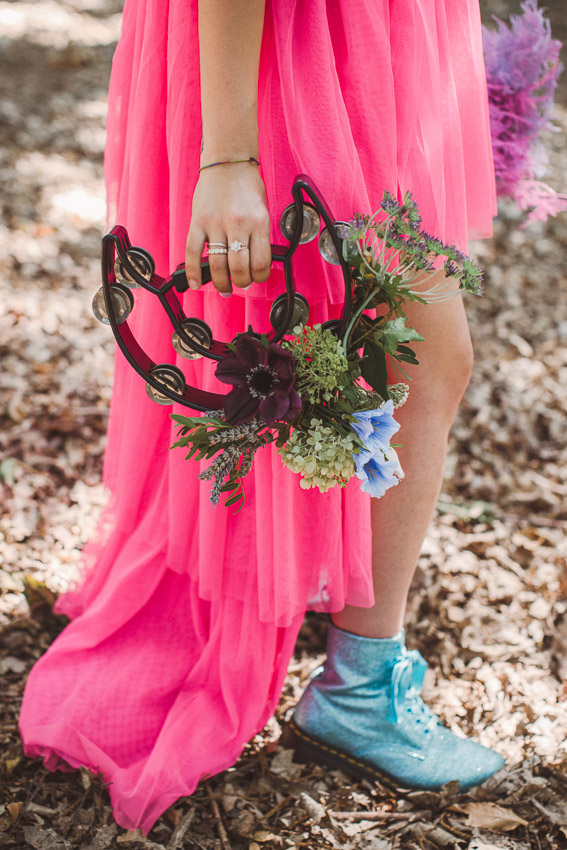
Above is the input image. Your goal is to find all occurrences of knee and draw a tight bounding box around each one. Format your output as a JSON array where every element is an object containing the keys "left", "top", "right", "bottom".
[
  {"left": 407, "top": 331, "right": 474, "bottom": 427},
  {"left": 448, "top": 332, "right": 474, "bottom": 394},
  {"left": 432, "top": 333, "right": 474, "bottom": 422}
]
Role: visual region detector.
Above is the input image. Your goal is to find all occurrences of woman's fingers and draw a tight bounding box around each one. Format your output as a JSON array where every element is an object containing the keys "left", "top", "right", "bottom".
[
  {"left": 249, "top": 220, "right": 272, "bottom": 283},
  {"left": 228, "top": 209, "right": 271, "bottom": 291},
  {"left": 207, "top": 233, "right": 232, "bottom": 295},
  {"left": 185, "top": 225, "right": 234, "bottom": 296},
  {"left": 185, "top": 224, "right": 206, "bottom": 290},
  {"left": 227, "top": 237, "right": 252, "bottom": 290}
]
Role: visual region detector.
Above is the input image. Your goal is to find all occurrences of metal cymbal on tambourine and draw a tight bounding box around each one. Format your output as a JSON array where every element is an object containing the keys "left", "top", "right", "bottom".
[{"left": 93, "top": 174, "right": 354, "bottom": 411}]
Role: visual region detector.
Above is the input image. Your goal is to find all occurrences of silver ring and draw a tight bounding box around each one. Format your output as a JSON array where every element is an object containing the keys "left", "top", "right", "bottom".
[
  {"left": 206, "top": 247, "right": 228, "bottom": 255},
  {"left": 207, "top": 242, "right": 228, "bottom": 248},
  {"left": 229, "top": 240, "right": 250, "bottom": 253}
]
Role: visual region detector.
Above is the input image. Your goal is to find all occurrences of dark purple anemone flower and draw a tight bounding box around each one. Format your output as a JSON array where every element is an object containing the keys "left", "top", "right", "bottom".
[{"left": 215, "top": 333, "right": 302, "bottom": 426}]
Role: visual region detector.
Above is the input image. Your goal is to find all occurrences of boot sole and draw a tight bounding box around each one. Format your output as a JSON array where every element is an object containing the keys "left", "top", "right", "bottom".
[{"left": 280, "top": 715, "right": 411, "bottom": 793}]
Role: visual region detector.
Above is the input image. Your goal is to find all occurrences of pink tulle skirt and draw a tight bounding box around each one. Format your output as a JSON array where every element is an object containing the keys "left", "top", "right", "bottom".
[{"left": 19, "top": 0, "right": 497, "bottom": 834}]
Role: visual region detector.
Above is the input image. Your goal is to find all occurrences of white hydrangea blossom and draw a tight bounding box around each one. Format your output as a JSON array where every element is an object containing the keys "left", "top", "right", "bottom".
[{"left": 278, "top": 417, "right": 359, "bottom": 492}]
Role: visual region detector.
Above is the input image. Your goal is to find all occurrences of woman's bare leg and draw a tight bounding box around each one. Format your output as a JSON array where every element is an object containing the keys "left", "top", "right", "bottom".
[
  {"left": 332, "top": 287, "right": 474, "bottom": 638},
  {"left": 290, "top": 286, "right": 506, "bottom": 788}
]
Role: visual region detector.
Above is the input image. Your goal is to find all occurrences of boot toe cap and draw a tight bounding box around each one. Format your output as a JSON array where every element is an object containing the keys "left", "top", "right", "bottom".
[
  {"left": 452, "top": 740, "right": 505, "bottom": 791},
  {"left": 405, "top": 731, "right": 505, "bottom": 792}
]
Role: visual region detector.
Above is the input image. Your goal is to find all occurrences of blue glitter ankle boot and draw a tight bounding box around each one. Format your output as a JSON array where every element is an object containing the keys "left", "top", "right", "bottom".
[{"left": 281, "top": 622, "right": 504, "bottom": 792}]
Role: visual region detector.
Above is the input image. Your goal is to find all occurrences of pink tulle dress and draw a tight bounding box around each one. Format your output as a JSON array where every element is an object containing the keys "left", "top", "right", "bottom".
[{"left": 18, "top": 0, "right": 497, "bottom": 835}]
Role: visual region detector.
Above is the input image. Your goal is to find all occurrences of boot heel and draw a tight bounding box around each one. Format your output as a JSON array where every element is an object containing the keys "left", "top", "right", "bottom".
[
  {"left": 280, "top": 717, "right": 399, "bottom": 790},
  {"left": 280, "top": 718, "right": 330, "bottom": 766}
]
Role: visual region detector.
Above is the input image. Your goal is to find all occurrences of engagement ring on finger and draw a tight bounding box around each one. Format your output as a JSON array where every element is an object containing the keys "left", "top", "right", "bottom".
[{"left": 229, "top": 240, "right": 249, "bottom": 253}]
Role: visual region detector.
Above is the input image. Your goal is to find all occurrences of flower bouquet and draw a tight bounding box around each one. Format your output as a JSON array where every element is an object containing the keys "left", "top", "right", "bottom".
[{"left": 170, "top": 191, "right": 483, "bottom": 511}]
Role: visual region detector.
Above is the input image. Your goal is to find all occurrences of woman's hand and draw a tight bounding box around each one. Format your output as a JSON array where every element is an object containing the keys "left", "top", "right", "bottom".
[{"left": 185, "top": 163, "right": 272, "bottom": 297}]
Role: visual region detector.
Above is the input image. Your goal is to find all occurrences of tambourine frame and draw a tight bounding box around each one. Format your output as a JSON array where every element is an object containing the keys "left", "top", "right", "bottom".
[{"left": 100, "top": 173, "right": 354, "bottom": 411}]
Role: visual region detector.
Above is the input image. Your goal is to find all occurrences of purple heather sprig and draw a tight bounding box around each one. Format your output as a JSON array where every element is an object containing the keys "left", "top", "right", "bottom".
[{"left": 347, "top": 191, "right": 484, "bottom": 300}]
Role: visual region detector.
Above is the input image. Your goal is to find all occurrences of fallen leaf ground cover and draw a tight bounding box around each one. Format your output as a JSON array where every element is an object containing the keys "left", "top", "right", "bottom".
[{"left": 1, "top": 2, "right": 566, "bottom": 848}]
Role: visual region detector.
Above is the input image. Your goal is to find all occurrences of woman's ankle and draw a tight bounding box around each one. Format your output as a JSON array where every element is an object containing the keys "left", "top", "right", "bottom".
[{"left": 330, "top": 610, "right": 404, "bottom": 640}]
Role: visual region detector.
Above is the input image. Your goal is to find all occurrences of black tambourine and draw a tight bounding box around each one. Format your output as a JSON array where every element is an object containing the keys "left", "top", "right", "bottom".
[{"left": 92, "top": 174, "right": 354, "bottom": 411}]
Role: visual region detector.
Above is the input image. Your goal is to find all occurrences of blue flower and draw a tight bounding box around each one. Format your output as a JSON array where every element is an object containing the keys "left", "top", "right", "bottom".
[
  {"left": 353, "top": 445, "right": 404, "bottom": 498},
  {"left": 350, "top": 401, "right": 400, "bottom": 452}
]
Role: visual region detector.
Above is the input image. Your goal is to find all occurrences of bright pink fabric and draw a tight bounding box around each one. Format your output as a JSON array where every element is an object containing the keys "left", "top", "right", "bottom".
[{"left": 19, "top": 0, "right": 497, "bottom": 834}]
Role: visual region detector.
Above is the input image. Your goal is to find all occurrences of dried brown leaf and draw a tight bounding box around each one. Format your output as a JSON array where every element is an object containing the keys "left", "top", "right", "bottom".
[
  {"left": 6, "top": 801, "right": 23, "bottom": 824},
  {"left": 460, "top": 802, "right": 528, "bottom": 832}
]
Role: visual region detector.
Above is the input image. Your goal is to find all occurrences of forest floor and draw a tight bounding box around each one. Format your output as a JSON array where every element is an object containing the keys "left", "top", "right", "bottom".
[{"left": 1, "top": 1, "right": 566, "bottom": 849}]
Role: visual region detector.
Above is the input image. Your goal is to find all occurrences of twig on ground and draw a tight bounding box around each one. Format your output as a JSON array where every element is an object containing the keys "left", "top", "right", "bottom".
[
  {"left": 23, "top": 769, "right": 47, "bottom": 809},
  {"left": 206, "top": 782, "right": 232, "bottom": 850},
  {"left": 259, "top": 794, "right": 295, "bottom": 821},
  {"left": 328, "top": 809, "right": 428, "bottom": 820}
]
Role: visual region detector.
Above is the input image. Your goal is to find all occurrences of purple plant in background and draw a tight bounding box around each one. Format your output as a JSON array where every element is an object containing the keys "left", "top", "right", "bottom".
[{"left": 482, "top": 0, "right": 567, "bottom": 225}]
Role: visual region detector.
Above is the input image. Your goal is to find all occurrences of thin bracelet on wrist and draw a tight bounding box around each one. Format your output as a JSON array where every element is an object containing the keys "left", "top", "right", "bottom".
[{"left": 198, "top": 156, "right": 260, "bottom": 173}]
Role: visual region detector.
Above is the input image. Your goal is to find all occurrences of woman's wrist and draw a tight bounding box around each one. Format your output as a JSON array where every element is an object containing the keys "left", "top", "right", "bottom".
[
  {"left": 200, "top": 147, "right": 259, "bottom": 164},
  {"left": 200, "top": 131, "right": 259, "bottom": 167},
  {"left": 198, "top": 156, "right": 260, "bottom": 175}
]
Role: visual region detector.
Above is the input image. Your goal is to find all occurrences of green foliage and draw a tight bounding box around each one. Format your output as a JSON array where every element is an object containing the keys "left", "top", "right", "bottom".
[
  {"left": 378, "top": 316, "right": 424, "bottom": 355},
  {"left": 360, "top": 341, "right": 389, "bottom": 399}
]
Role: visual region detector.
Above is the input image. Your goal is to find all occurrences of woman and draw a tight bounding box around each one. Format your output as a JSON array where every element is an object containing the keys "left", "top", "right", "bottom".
[{"left": 19, "top": 0, "right": 504, "bottom": 834}]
